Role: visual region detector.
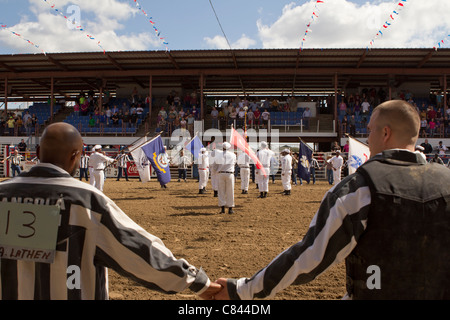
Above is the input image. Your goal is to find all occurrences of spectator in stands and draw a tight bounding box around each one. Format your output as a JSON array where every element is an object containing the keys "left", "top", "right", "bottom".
[
  {"left": 122, "top": 111, "right": 131, "bottom": 128},
  {"left": 238, "top": 108, "right": 246, "bottom": 128},
  {"left": 111, "top": 112, "right": 120, "bottom": 127},
  {"left": 341, "top": 115, "right": 348, "bottom": 134},
  {"left": 302, "top": 107, "right": 311, "bottom": 130},
  {"left": 191, "top": 105, "right": 199, "bottom": 120},
  {"left": 158, "top": 106, "right": 168, "bottom": 121},
  {"left": 0, "top": 116, "right": 5, "bottom": 135},
  {"left": 444, "top": 115, "right": 450, "bottom": 138},
  {"left": 420, "top": 117, "right": 428, "bottom": 137},
  {"left": 80, "top": 101, "right": 89, "bottom": 116},
  {"left": 187, "top": 112, "right": 195, "bottom": 136},
  {"left": 88, "top": 115, "right": 96, "bottom": 128},
  {"left": 211, "top": 107, "right": 219, "bottom": 129},
  {"left": 349, "top": 115, "right": 357, "bottom": 136},
  {"left": 228, "top": 107, "right": 237, "bottom": 127},
  {"left": 253, "top": 107, "right": 261, "bottom": 129},
  {"left": 6, "top": 116, "right": 15, "bottom": 136},
  {"left": 437, "top": 141, "right": 448, "bottom": 156},
  {"left": 180, "top": 116, "right": 187, "bottom": 132},
  {"left": 261, "top": 109, "right": 270, "bottom": 129},
  {"left": 130, "top": 110, "right": 138, "bottom": 128},
  {"left": 428, "top": 118, "right": 436, "bottom": 138},
  {"left": 427, "top": 106, "right": 437, "bottom": 121},
  {"left": 247, "top": 108, "right": 255, "bottom": 129},
  {"left": 136, "top": 104, "right": 144, "bottom": 119},
  {"left": 339, "top": 100, "right": 347, "bottom": 117},
  {"left": 354, "top": 100, "right": 361, "bottom": 117},
  {"left": 98, "top": 111, "right": 107, "bottom": 127},
  {"left": 421, "top": 139, "right": 433, "bottom": 154},
  {"left": 15, "top": 115, "right": 24, "bottom": 135}
]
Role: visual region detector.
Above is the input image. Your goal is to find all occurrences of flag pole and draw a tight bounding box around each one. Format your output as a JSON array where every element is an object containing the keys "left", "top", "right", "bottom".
[
  {"left": 297, "top": 136, "right": 314, "bottom": 152},
  {"left": 344, "top": 133, "right": 369, "bottom": 147},
  {"left": 127, "top": 131, "right": 163, "bottom": 154},
  {"left": 126, "top": 131, "right": 151, "bottom": 150}
]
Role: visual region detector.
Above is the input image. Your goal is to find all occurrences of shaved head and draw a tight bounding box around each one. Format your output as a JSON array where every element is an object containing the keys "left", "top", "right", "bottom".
[
  {"left": 367, "top": 100, "right": 420, "bottom": 156},
  {"left": 38, "top": 122, "right": 83, "bottom": 176}
]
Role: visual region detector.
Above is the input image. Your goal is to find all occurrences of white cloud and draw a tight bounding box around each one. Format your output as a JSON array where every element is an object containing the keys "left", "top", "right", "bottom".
[
  {"left": 257, "top": 0, "right": 450, "bottom": 49},
  {"left": 204, "top": 34, "right": 257, "bottom": 49},
  {"left": 0, "top": 0, "right": 164, "bottom": 54}
]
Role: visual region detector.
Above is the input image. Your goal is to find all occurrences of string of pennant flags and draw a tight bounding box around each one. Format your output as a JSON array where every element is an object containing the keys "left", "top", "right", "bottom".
[
  {"left": 0, "top": 23, "right": 47, "bottom": 55},
  {"left": 300, "top": 0, "right": 325, "bottom": 52},
  {"left": 367, "top": 0, "right": 407, "bottom": 50},
  {"left": 433, "top": 35, "right": 450, "bottom": 51},
  {"left": 41, "top": 0, "right": 106, "bottom": 54},
  {"left": 130, "top": 0, "right": 169, "bottom": 51}
]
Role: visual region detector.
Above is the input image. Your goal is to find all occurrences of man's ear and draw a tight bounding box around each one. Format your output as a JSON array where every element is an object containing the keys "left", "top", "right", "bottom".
[{"left": 383, "top": 125, "right": 392, "bottom": 144}]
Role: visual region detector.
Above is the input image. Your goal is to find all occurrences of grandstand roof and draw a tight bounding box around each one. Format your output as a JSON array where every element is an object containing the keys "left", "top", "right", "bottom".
[{"left": 0, "top": 48, "right": 449, "bottom": 100}]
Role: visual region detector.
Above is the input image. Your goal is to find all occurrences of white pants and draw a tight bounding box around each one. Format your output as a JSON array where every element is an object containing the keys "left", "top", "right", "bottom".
[
  {"left": 198, "top": 168, "right": 209, "bottom": 189},
  {"left": 258, "top": 168, "right": 270, "bottom": 192},
  {"left": 89, "top": 167, "right": 94, "bottom": 185},
  {"left": 333, "top": 168, "right": 342, "bottom": 185},
  {"left": 282, "top": 170, "right": 292, "bottom": 190},
  {"left": 240, "top": 168, "right": 250, "bottom": 191},
  {"left": 211, "top": 171, "right": 219, "bottom": 191},
  {"left": 92, "top": 170, "right": 105, "bottom": 191},
  {"left": 218, "top": 173, "right": 235, "bottom": 208}
]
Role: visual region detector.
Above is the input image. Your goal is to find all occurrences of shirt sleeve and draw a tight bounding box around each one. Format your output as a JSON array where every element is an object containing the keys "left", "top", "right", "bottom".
[
  {"left": 229, "top": 173, "right": 371, "bottom": 300},
  {"left": 94, "top": 197, "right": 210, "bottom": 294}
]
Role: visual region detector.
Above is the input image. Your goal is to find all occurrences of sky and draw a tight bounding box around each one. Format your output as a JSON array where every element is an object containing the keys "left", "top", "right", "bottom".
[{"left": 0, "top": 0, "right": 449, "bottom": 55}]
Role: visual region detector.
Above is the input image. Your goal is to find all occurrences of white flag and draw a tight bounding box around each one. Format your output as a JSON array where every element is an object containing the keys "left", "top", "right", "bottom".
[
  {"left": 130, "top": 137, "right": 151, "bottom": 183},
  {"left": 348, "top": 136, "right": 370, "bottom": 175}
]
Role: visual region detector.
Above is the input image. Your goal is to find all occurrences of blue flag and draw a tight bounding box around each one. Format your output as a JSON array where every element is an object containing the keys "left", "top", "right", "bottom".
[
  {"left": 298, "top": 141, "right": 313, "bottom": 183},
  {"left": 141, "top": 136, "right": 171, "bottom": 186},
  {"left": 185, "top": 135, "right": 204, "bottom": 160}
]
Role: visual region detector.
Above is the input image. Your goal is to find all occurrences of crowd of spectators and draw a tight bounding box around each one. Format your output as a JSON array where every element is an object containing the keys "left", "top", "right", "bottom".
[
  {"left": 73, "top": 89, "right": 147, "bottom": 129},
  {"left": 0, "top": 109, "right": 38, "bottom": 136}
]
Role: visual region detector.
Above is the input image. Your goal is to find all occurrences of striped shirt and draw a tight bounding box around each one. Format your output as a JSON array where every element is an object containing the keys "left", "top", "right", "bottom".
[
  {"left": 0, "top": 163, "right": 210, "bottom": 300},
  {"left": 228, "top": 170, "right": 371, "bottom": 300},
  {"left": 115, "top": 154, "right": 130, "bottom": 168},
  {"left": 5, "top": 154, "right": 23, "bottom": 166},
  {"left": 79, "top": 155, "right": 90, "bottom": 169}
]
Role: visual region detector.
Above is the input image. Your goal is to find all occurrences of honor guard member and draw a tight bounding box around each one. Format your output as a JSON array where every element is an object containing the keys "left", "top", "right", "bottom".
[
  {"left": 89, "top": 145, "right": 115, "bottom": 192},
  {"left": 209, "top": 146, "right": 219, "bottom": 197},
  {"left": 79, "top": 150, "right": 90, "bottom": 181},
  {"left": 1, "top": 149, "right": 23, "bottom": 177},
  {"left": 0, "top": 122, "right": 221, "bottom": 300},
  {"left": 280, "top": 149, "right": 292, "bottom": 195},
  {"left": 328, "top": 149, "right": 344, "bottom": 185},
  {"left": 256, "top": 141, "right": 274, "bottom": 198},
  {"left": 115, "top": 149, "right": 130, "bottom": 181},
  {"left": 215, "top": 142, "right": 237, "bottom": 214},
  {"left": 215, "top": 99, "right": 450, "bottom": 300},
  {"left": 198, "top": 148, "right": 209, "bottom": 194},
  {"left": 237, "top": 151, "right": 251, "bottom": 194}
]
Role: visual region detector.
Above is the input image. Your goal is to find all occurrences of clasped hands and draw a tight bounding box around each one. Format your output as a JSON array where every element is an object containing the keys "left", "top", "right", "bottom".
[{"left": 198, "top": 278, "right": 230, "bottom": 300}]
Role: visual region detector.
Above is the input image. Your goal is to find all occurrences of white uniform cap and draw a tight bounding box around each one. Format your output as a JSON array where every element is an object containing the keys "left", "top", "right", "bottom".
[
  {"left": 94, "top": 144, "right": 102, "bottom": 150},
  {"left": 222, "top": 142, "right": 231, "bottom": 150},
  {"left": 260, "top": 141, "right": 268, "bottom": 149},
  {"left": 282, "top": 148, "right": 290, "bottom": 154},
  {"left": 200, "top": 148, "right": 206, "bottom": 152},
  {"left": 415, "top": 145, "right": 424, "bottom": 151}
]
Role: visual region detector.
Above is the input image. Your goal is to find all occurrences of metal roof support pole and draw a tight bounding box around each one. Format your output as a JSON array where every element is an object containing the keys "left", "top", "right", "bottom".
[
  {"left": 98, "top": 85, "right": 103, "bottom": 113},
  {"left": 444, "top": 74, "right": 447, "bottom": 115},
  {"left": 200, "top": 73, "right": 204, "bottom": 120},
  {"left": 50, "top": 76, "right": 54, "bottom": 122},
  {"left": 148, "top": 75, "right": 153, "bottom": 127},
  {"left": 3, "top": 78, "right": 7, "bottom": 114},
  {"left": 334, "top": 73, "right": 338, "bottom": 138}
]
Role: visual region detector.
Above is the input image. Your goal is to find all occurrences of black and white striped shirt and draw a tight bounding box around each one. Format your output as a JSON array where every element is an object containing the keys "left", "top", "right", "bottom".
[
  {"left": 0, "top": 163, "right": 210, "bottom": 300},
  {"left": 4, "top": 154, "right": 23, "bottom": 166},
  {"left": 228, "top": 168, "right": 371, "bottom": 300},
  {"left": 115, "top": 154, "right": 130, "bottom": 168},
  {"left": 79, "top": 155, "right": 90, "bottom": 169}
]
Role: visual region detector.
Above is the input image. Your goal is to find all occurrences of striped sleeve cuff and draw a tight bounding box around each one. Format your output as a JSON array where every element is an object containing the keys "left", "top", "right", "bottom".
[{"left": 189, "top": 267, "right": 211, "bottom": 294}]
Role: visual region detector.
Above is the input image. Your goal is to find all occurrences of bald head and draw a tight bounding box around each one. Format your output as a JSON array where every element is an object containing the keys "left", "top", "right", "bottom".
[
  {"left": 367, "top": 100, "right": 420, "bottom": 156},
  {"left": 38, "top": 122, "right": 83, "bottom": 175}
]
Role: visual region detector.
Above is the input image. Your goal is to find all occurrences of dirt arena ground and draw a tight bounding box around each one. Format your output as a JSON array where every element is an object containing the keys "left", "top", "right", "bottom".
[{"left": 101, "top": 176, "right": 347, "bottom": 301}]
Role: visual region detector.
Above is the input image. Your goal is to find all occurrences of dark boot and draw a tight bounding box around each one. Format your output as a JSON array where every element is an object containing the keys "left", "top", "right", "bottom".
[
  {"left": 264, "top": 192, "right": 268, "bottom": 198},
  {"left": 220, "top": 206, "right": 225, "bottom": 214},
  {"left": 258, "top": 192, "right": 264, "bottom": 198},
  {"left": 228, "top": 207, "right": 234, "bottom": 214},
  {"left": 199, "top": 189, "right": 204, "bottom": 194},
  {"left": 214, "top": 190, "right": 218, "bottom": 197}
]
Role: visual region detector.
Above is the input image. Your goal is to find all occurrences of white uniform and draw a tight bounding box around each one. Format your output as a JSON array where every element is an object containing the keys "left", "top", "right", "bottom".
[
  {"left": 89, "top": 151, "right": 115, "bottom": 191},
  {"left": 238, "top": 152, "right": 251, "bottom": 192},
  {"left": 281, "top": 153, "right": 293, "bottom": 191},
  {"left": 256, "top": 144, "right": 274, "bottom": 193},
  {"left": 215, "top": 148, "right": 237, "bottom": 208},
  {"left": 209, "top": 149, "right": 219, "bottom": 194},
  {"left": 198, "top": 150, "right": 209, "bottom": 191},
  {"left": 328, "top": 154, "right": 344, "bottom": 185}
]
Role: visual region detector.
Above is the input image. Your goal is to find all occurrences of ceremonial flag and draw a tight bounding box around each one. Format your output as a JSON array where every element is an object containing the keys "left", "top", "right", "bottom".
[
  {"left": 348, "top": 136, "right": 370, "bottom": 175},
  {"left": 229, "top": 127, "right": 266, "bottom": 177},
  {"left": 129, "top": 137, "right": 151, "bottom": 183},
  {"left": 185, "top": 135, "right": 204, "bottom": 160},
  {"left": 141, "top": 135, "right": 171, "bottom": 186},
  {"left": 298, "top": 141, "right": 313, "bottom": 184}
]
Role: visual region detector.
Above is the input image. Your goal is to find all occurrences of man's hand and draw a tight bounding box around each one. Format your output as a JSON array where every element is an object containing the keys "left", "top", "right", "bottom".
[
  {"left": 198, "top": 281, "right": 223, "bottom": 300},
  {"left": 213, "top": 278, "right": 230, "bottom": 300}
]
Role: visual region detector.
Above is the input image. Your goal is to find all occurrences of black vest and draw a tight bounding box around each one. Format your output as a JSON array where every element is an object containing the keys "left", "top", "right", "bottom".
[{"left": 346, "top": 150, "right": 450, "bottom": 299}]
